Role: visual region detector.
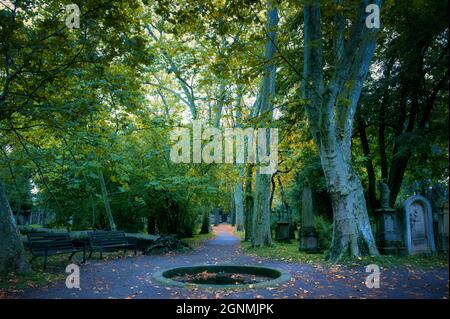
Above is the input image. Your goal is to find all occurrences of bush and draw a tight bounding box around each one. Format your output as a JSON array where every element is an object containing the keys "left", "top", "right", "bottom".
[{"left": 314, "top": 215, "right": 332, "bottom": 251}]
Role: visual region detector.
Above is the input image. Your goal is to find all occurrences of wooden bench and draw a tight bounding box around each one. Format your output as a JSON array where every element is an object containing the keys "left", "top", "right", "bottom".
[
  {"left": 88, "top": 231, "right": 137, "bottom": 259},
  {"left": 27, "top": 231, "right": 85, "bottom": 270}
]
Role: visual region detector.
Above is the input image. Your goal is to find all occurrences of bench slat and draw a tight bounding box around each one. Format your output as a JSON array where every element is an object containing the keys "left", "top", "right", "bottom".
[
  {"left": 28, "top": 232, "right": 76, "bottom": 252},
  {"left": 88, "top": 231, "right": 136, "bottom": 256}
]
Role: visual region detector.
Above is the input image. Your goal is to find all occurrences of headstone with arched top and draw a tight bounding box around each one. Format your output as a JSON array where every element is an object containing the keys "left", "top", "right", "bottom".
[{"left": 404, "top": 195, "right": 436, "bottom": 255}]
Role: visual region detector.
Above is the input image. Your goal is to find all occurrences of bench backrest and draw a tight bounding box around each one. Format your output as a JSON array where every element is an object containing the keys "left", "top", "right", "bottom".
[
  {"left": 89, "top": 231, "right": 128, "bottom": 247},
  {"left": 27, "top": 231, "right": 75, "bottom": 253}
]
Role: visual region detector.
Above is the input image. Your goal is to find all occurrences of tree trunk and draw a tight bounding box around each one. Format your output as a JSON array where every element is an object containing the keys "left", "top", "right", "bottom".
[
  {"left": 356, "top": 114, "right": 377, "bottom": 212},
  {"left": 0, "top": 180, "right": 30, "bottom": 273},
  {"left": 244, "top": 165, "right": 253, "bottom": 241},
  {"left": 147, "top": 215, "right": 156, "bottom": 234},
  {"left": 200, "top": 211, "right": 210, "bottom": 234},
  {"left": 387, "top": 154, "right": 411, "bottom": 207},
  {"left": 302, "top": 0, "right": 381, "bottom": 260},
  {"left": 230, "top": 191, "right": 236, "bottom": 226},
  {"left": 251, "top": 0, "right": 278, "bottom": 248},
  {"left": 325, "top": 163, "right": 379, "bottom": 259},
  {"left": 98, "top": 168, "right": 116, "bottom": 231},
  {"left": 90, "top": 193, "right": 96, "bottom": 228},
  {"left": 234, "top": 168, "right": 245, "bottom": 231},
  {"left": 252, "top": 172, "right": 273, "bottom": 247}
]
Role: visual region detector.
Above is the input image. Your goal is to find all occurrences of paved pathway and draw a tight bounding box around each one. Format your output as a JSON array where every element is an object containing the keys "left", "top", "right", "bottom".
[{"left": 11, "top": 224, "right": 449, "bottom": 299}]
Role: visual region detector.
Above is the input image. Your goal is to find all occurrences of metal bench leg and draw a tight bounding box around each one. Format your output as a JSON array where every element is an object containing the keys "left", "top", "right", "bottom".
[
  {"left": 88, "top": 250, "right": 93, "bottom": 259},
  {"left": 83, "top": 246, "right": 86, "bottom": 263},
  {"left": 69, "top": 251, "right": 77, "bottom": 261},
  {"left": 43, "top": 252, "right": 48, "bottom": 271},
  {"left": 29, "top": 255, "right": 37, "bottom": 264}
]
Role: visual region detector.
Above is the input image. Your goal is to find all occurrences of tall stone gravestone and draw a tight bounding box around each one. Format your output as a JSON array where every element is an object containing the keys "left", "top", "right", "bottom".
[
  {"left": 299, "top": 186, "right": 318, "bottom": 252},
  {"left": 435, "top": 201, "right": 449, "bottom": 253},
  {"left": 376, "top": 180, "right": 404, "bottom": 254},
  {"left": 404, "top": 195, "right": 436, "bottom": 255}
]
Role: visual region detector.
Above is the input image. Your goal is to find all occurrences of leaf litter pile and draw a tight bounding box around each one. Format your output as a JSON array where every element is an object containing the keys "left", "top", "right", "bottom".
[{"left": 170, "top": 270, "right": 273, "bottom": 285}]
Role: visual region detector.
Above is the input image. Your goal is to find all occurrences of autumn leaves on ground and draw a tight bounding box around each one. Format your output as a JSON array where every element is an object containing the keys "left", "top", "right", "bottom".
[{"left": 1, "top": 224, "right": 448, "bottom": 299}]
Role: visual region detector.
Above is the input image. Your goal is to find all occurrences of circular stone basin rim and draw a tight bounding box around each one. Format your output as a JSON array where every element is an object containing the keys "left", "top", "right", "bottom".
[{"left": 152, "top": 265, "right": 291, "bottom": 289}]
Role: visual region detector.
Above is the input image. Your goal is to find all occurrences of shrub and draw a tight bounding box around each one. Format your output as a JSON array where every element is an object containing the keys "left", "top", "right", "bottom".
[{"left": 314, "top": 215, "right": 332, "bottom": 251}]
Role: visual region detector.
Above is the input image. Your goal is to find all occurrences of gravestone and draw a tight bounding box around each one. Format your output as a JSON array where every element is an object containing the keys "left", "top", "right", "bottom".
[
  {"left": 404, "top": 195, "right": 436, "bottom": 255},
  {"left": 299, "top": 186, "right": 318, "bottom": 252},
  {"left": 435, "top": 201, "right": 449, "bottom": 253},
  {"left": 376, "top": 180, "right": 404, "bottom": 254},
  {"left": 275, "top": 205, "right": 291, "bottom": 243},
  {"left": 275, "top": 221, "right": 290, "bottom": 243}
]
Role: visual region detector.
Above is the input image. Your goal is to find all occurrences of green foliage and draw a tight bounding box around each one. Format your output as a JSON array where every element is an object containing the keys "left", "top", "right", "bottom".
[{"left": 313, "top": 215, "right": 333, "bottom": 252}]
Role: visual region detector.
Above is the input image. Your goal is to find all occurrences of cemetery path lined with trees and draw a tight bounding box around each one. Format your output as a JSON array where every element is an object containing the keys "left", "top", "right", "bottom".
[
  {"left": 4, "top": 225, "right": 448, "bottom": 299},
  {"left": 0, "top": 0, "right": 448, "bottom": 300}
]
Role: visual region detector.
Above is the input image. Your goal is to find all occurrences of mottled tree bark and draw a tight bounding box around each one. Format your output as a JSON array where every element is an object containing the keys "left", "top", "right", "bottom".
[
  {"left": 252, "top": 172, "right": 273, "bottom": 247},
  {"left": 251, "top": 0, "right": 278, "bottom": 248},
  {"left": 0, "top": 180, "right": 30, "bottom": 273},
  {"left": 302, "top": 0, "right": 381, "bottom": 259}
]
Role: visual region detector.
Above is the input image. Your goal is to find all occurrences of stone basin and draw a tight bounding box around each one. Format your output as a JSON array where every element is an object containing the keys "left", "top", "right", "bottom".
[{"left": 152, "top": 265, "right": 291, "bottom": 289}]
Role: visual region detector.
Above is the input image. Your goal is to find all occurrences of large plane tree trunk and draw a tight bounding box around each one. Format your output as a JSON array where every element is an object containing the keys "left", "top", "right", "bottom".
[
  {"left": 251, "top": 0, "right": 278, "bottom": 248},
  {"left": 320, "top": 147, "right": 379, "bottom": 258},
  {"left": 252, "top": 172, "right": 273, "bottom": 247},
  {"left": 302, "top": 0, "right": 381, "bottom": 260},
  {"left": 0, "top": 180, "right": 30, "bottom": 273}
]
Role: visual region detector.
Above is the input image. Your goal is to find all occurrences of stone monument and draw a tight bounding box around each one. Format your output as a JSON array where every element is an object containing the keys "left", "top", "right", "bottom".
[
  {"left": 375, "top": 179, "right": 404, "bottom": 254},
  {"left": 433, "top": 201, "right": 448, "bottom": 253},
  {"left": 275, "top": 206, "right": 290, "bottom": 243},
  {"left": 404, "top": 195, "right": 436, "bottom": 255},
  {"left": 299, "top": 186, "right": 318, "bottom": 252},
  {"left": 275, "top": 220, "right": 291, "bottom": 243}
]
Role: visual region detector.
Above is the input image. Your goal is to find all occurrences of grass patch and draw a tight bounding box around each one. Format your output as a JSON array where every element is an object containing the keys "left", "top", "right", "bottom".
[
  {"left": 0, "top": 270, "right": 62, "bottom": 291},
  {"left": 339, "top": 253, "right": 449, "bottom": 270},
  {"left": 0, "top": 249, "right": 138, "bottom": 294},
  {"left": 181, "top": 232, "right": 215, "bottom": 248},
  {"left": 0, "top": 252, "right": 75, "bottom": 293},
  {"left": 241, "top": 240, "right": 325, "bottom": 265},
  {"left": 235, "top": 231, "right": 245, "bottom": 241},
  {"left": 240, "top": 240, "right": 449, "bottom": 270}
]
